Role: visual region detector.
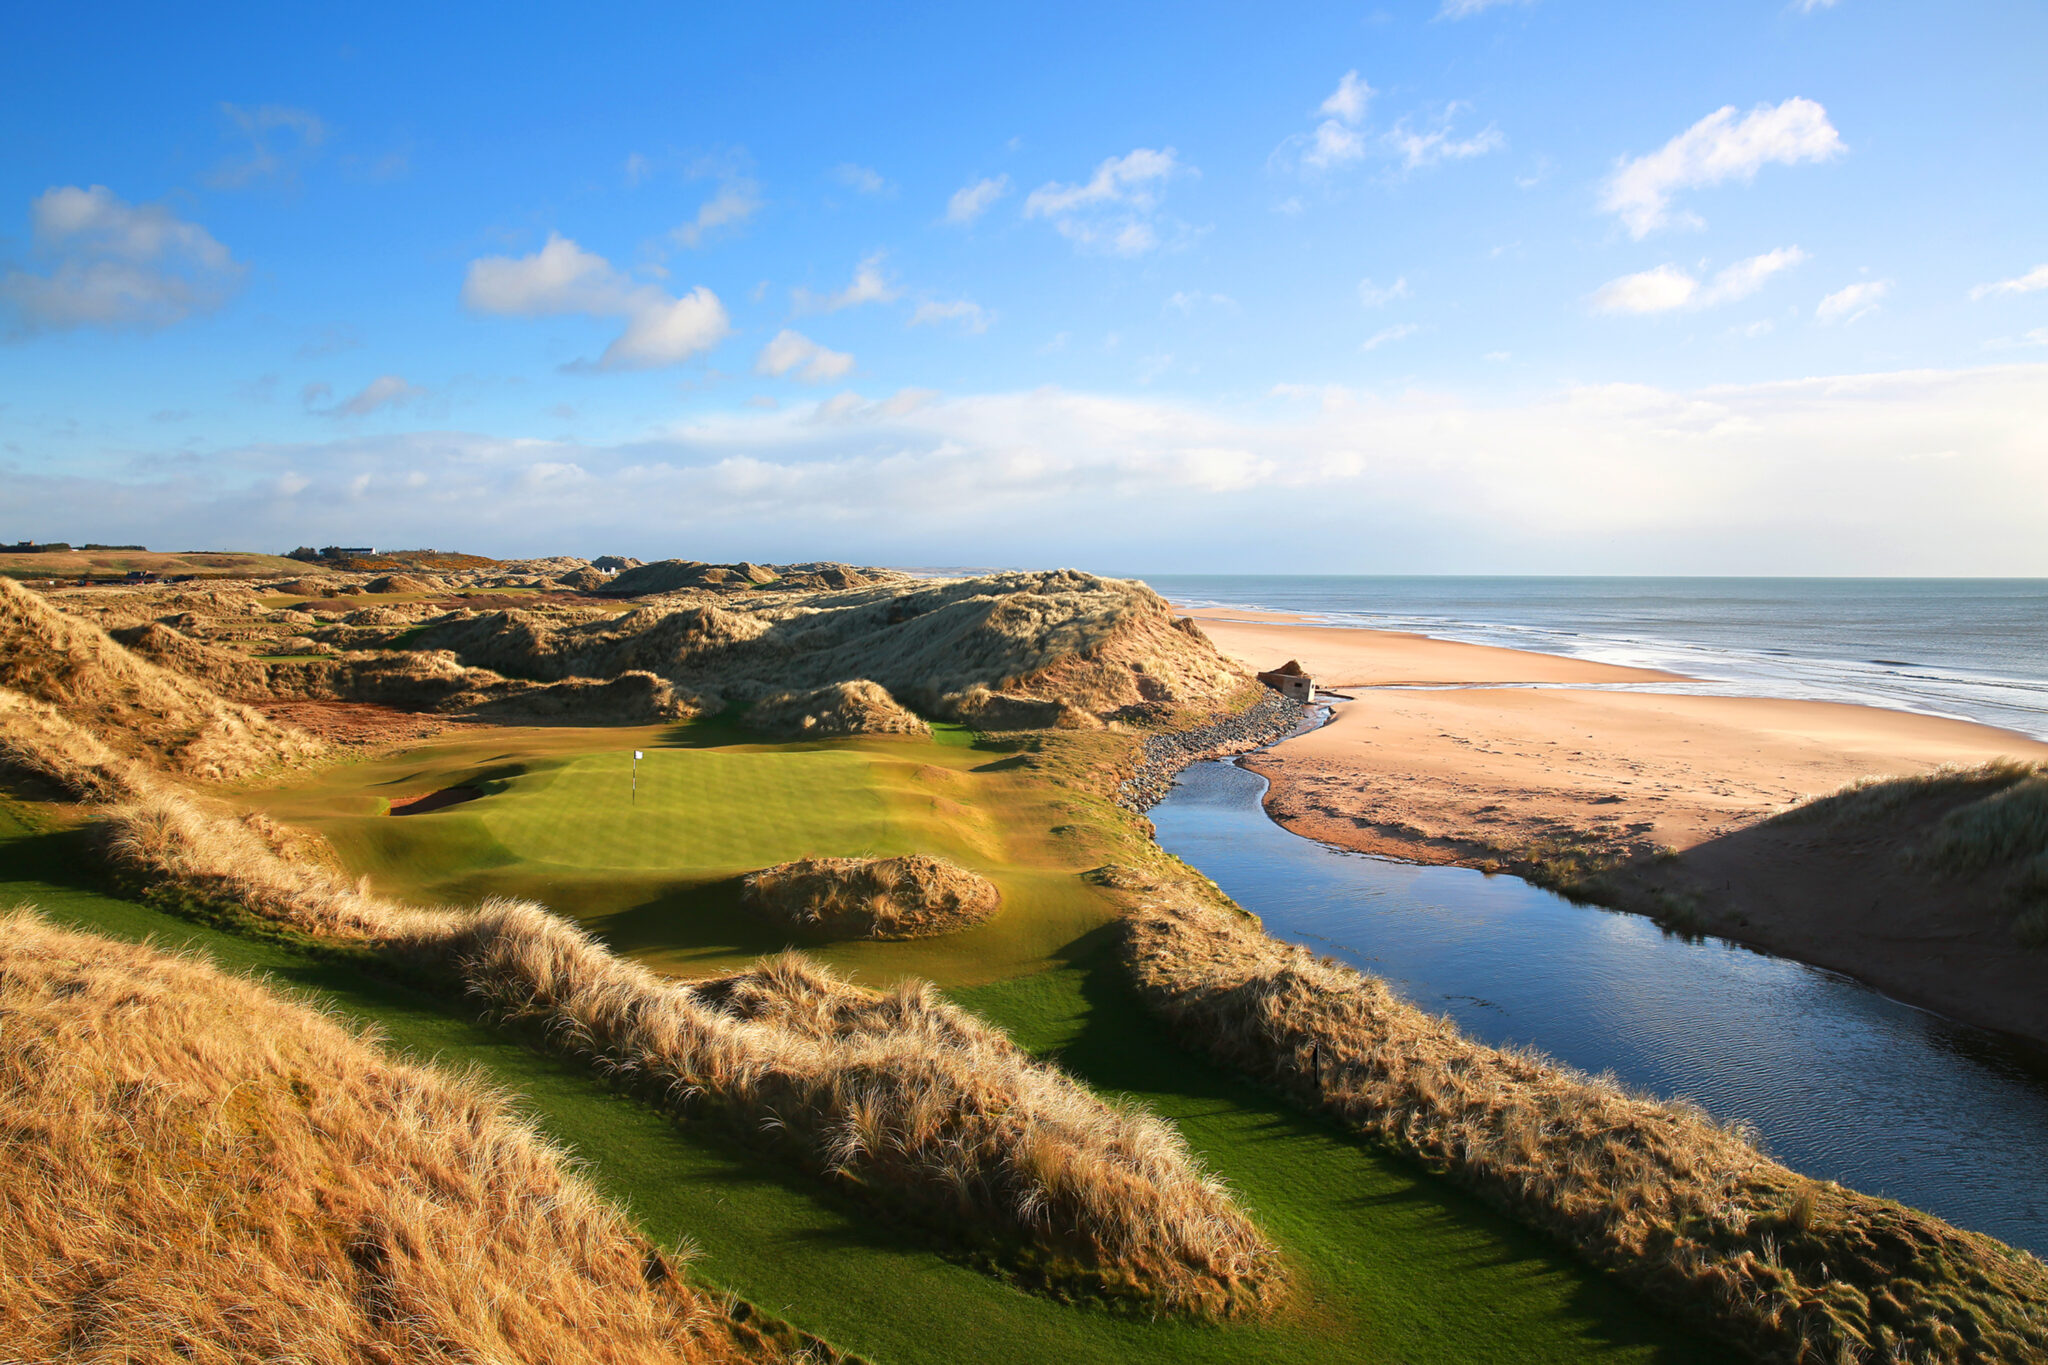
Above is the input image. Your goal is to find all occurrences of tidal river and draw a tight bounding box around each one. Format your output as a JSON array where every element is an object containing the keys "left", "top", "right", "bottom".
[{"left": 1149, "top": 754, "right": 2048, "bottom": 1255}]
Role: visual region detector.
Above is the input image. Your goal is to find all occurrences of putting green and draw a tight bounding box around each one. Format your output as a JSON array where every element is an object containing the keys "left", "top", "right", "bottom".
[{"left": 478, "top": 749, "right": 894, "bottom": 870}]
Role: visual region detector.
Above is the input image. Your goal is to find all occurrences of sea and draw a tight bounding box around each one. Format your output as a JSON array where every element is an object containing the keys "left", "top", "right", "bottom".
[{"left": 1136, "top": 576, "right": 2048, "bottom": 741}]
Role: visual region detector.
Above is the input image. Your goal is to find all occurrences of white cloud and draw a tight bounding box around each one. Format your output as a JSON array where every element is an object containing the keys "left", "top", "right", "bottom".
[
  {"left": 1024, "top": 148, "right": 1189, "bottom": 255},
  {"left": 1592, "top": 265, "right": 1699, "bottom": 315},
  {"left": 1384, "top": 105, "right": 1505, "bottom": 169},
  {"left": 909, "top": 298, "right": 992, "bottom": 333},
  {"left": 672, "top": 179, "right": 761, "bottom": 248},
  {"left": 208, "top": 103, "right": 328, "bottom": 188},
  {"left": 945, "top": 174, "right": 1011, "bottom": 224},
  {"left": 1358, "top": 276, "right": 1410, "bottom": 308},
  {"left": 1602, "top": 98, "right": 1844, "bottom": 238},
  {"left": 604, "top": 288, "right": 733, "bottom": 367},
  {"left": 1, "top": 185, "right": 243, "bottom": 333},
  {"left": 1025, "top": 147, "right": 1181, "bottom": 215},
  {"left": 1591, "top": 247, "right": 1807, "bottom": 315},
  {"left": 1970, "top": 264, "right": 2048, "bottom": 301},
  {"left": 755, "top": 328, "right": 854, "bottom": 382},
  {"left": 1363, "top": 323, "right": 1418, "bottom": 350},
  {"left": 792, "top": 251, "right": 899, "bottom": 313},
  {"left": 1440, "top": 0, "right": 1532, "bottom": 16},
  {"left": 1305, "top": 120, "right": 1368, "bottom": 171},
  {"left": 464, "top": 233, "right": 624, "bottom": 315},
  {"left": 1797, "top": 0, "right": 1839, "bottom": 10},
  {"left": 1817, "top": 278, "right": 1890, "bottom": 324},
  {"left": 306, "top": 374, "right": 426, "bottom": 418},
  {"left": 462, "top": 232, "right": 730, "bottom": 369},
  {"left": 1321, "top": 71, "right": 1373, "bottom": 124},
  {"left": 40, "top": 364, "right": 2048, "bottom": 573},
  {"left": 1272, "top": 71, "right": 1377, "bottom": 175},
  {"left": 833, "top": 163, "right": 889, "bottom": 195}
]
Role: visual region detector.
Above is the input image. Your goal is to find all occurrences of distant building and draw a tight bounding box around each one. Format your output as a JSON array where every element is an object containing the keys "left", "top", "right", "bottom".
[
  {"left": 1255, "top": 659, "right": 1316, "bottom": 703},
  {"left": 326, "top": 547, "right": 377, "bottom": 557}
]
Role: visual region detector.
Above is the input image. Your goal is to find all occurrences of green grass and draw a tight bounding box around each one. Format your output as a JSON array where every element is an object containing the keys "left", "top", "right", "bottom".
[
  {"left": 479, "top": 748, "right": 896, "bottom": 869},
  {"left": 0, "top": 797, "right": 1730, "bottom": 1364}
]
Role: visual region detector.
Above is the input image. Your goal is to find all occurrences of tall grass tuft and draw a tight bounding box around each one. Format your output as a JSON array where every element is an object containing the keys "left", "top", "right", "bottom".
[
  {"left": 1919, "top": 773, "right": 2048, "bottom": 873},
  {"left": 0, "top": 911, "right": 808, "bottom": 1364}
]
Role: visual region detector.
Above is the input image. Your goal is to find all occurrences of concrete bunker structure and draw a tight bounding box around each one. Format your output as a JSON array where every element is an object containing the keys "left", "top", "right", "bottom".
[{"left": 1255, "top": 659, "right": 1315, "bottom": 703}]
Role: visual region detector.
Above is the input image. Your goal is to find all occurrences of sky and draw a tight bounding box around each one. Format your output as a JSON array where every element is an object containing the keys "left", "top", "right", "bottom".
[{"left": 3, "top": 0, "right": 2046, "bottom": 574}]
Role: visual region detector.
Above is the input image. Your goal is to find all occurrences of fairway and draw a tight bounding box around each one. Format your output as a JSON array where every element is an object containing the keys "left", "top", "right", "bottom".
[{"left": 477, "top": 748, "right": 893, "bottom": 870}]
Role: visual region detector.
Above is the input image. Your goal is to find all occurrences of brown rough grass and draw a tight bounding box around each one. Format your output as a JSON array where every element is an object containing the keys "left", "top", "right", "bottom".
[
  {"left": 0, "top": 576, "right": 322, "bottom": 779},
  {"left": 742, "top": 855, "right": 1000, "bottom": 939},
  {"left": 402, "top": 904, "right": 1276, "bottom": 1312},
  {"left": 0, "top": 685, "right": 154, "bottom": 800},
  {"left": 1122, "top": 894, "right": 2048, "bottom": 1363},
  {"left": 0, "top": 911, "right": 796, "bottom": 1365}
]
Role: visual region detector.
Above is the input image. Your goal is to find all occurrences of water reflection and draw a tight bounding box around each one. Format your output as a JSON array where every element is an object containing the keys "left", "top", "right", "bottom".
[{"left": 1150, "top": 758, "right": 2048, "bottom": 1254}]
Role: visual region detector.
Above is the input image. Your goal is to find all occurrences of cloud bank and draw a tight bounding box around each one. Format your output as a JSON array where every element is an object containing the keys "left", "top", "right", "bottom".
[{"left": 17, "top": 363, "right": 2046, "bottom": 575}]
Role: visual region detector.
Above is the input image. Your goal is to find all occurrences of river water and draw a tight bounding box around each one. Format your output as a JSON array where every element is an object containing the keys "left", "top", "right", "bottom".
[{"left": 1150, "top": 756, "right": 2048, "bottom": 1255}]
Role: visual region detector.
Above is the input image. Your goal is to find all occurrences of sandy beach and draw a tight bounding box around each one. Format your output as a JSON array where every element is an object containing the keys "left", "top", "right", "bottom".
[{"left": 1183, "top": 606, "right": 2048, "bottom": 1041}]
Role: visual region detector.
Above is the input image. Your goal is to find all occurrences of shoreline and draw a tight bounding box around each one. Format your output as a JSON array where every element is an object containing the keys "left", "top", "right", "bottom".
[{"left": 1179, "top": 605, "right": 2048, "bottom": 1046}]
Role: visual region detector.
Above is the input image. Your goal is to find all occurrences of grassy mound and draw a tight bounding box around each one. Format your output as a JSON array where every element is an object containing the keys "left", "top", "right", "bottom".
[
  {"left": 743, "top": 854, "right": 1000, "bottom": 939},
  {"left": 1777, "top": 759, "right": 2048, "bottom": 946},
  {"left": 1122, "top": 893, "right": 2048, "bottom": 1364},
  {"left": 0, "top": 912, "right": 790, "bottom": 1364},
  {"left": 746, "top": 679, "right": 930, "bottom": 738},
  {"left": 0, "top": 577, "right": 321, "bottom": 779},
  {"left": 404, "top": 570, "right": 1248, "bottom": 721}
]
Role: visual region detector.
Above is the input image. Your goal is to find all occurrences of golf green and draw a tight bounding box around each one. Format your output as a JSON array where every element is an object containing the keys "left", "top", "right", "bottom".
[{"left": 477, "top": 748, "right": 895, "bottom": 870}]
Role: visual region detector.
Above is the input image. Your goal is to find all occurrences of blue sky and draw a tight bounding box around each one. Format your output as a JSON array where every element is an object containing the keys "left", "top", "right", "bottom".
[{"left": 4, "top": 1, "right": 2045, "bottom": 572}]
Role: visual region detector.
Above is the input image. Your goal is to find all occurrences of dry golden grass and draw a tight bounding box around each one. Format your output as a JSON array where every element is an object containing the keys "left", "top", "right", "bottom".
[
  {"left": 1122, "top": 894, "right": 2048, "bottom": 1363},
  {"left": 71, "top": 723, "right": 1277, "bottom": 1315},
  {"left": 0, "top": 576, "right": 322, "bottom": 779},
  {"left": 0, "top": 911, "right": 796, "bottom": 1365},
  {"left": 107, "top": 786, "right": 434, "bottom": 940},
  {"left": 742, "top": 855, "right": 1000, "bottom": 939},
  {"left": 745, "top": 680, "right": 930, "bottom": 738},
  {"left": 0, "top": 685, "right": 154, "bottom": 800}
]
